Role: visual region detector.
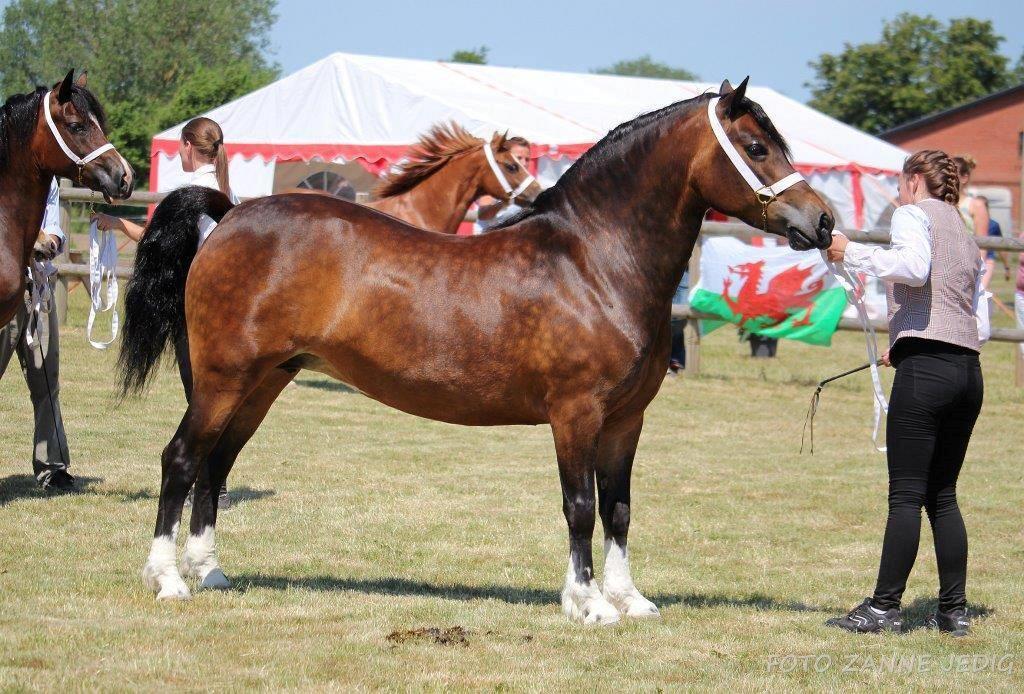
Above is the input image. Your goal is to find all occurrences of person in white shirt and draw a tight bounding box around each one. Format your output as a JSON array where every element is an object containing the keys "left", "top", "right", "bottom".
[
  {"left": 824, "top": 150, "right": 988, "bottom": 637},
  {"left": 91, "top": 117, "right": 238, "bottom": 507},
  {"left": 91, "top": 117, "right": 238, "bottom": 242},
  {"left": 0, "top": 178, "right": 74, "bottom": 491}
]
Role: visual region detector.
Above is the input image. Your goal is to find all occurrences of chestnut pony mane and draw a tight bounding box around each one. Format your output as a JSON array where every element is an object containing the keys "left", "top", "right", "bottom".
[{"left": 375, "top": 122, "right": 484, "bottom": 199}]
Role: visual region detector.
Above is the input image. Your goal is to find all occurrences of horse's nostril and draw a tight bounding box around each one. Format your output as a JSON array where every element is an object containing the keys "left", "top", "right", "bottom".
[{"left": 819, "top": 212, "right": 835, "bottom": 232}]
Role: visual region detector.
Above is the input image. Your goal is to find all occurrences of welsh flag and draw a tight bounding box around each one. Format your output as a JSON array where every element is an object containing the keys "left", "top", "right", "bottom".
[{"left": 688, "top": 237, "right": 847, "bottom": 346}]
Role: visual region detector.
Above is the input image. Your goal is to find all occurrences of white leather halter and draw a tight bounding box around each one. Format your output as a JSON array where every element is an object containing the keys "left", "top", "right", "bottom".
[
  {"left": 707, "top": 96, "right": 803, "bottom": 218},
  {"left": 482, "top": 139, "right": 536, "bottom": 201},
  {"left": 43, "top": 91, "right": 115, "bottom": 172}
]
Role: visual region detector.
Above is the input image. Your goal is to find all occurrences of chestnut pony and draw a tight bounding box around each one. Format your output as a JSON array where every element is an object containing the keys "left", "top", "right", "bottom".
[
  {"left": 289, "top": 122, "right": 540, "bottom": 233},
  {"left": 121, "top": 79, "right": 834, "bottom": 623},
  {"left": 0, "top": 70, "right": 134, "bottom": 324}
]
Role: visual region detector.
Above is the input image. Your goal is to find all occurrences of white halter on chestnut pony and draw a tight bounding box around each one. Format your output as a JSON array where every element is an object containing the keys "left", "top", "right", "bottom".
[
  {"left": 482, "top": 134, "right": 535, "bottom": 202},
  {"left": 707, "top": 80, "right": 888, "bottom": 452}
]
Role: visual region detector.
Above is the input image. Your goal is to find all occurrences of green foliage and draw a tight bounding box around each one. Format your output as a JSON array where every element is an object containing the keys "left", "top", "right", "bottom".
[
  {"left": 0, "top": 0, "right": 279, "bottom": 182},
  {"left": 448, "top": 46, "right": 488, "bottom": 64},
  {"left": 807, "top": 13, "right": 1017, "bottom": 133},
  {"left": 593, "top": 54, "right": 698, "bottom": 81}
]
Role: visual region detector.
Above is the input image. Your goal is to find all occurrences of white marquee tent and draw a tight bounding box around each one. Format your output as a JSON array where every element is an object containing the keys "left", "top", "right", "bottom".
[{"left": 152, "top": 52, "right": 908, "bottom": 229}]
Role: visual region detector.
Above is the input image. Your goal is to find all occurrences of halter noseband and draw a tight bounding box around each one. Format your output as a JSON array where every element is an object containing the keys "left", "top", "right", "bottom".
[
  {"left": 482, "top": 138, "right": 536, "bottom": 202},
  {"left": 43, "top": 90, "right": 115, "bottom": 182},
  {"left": 707, "top": 96, "right": 803, "bottom": 231}
]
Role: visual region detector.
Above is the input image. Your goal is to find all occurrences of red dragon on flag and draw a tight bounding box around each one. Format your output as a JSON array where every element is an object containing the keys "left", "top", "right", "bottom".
[{"left": 721, "top": 260, "right": 824, "bottom": 328}]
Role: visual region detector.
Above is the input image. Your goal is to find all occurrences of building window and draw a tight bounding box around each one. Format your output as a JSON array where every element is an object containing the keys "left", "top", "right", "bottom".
[{"left": 297, "top": 171, "right": 356, "bottom": 200}]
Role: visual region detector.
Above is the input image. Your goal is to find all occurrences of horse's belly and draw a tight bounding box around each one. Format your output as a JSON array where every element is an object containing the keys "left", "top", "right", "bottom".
[{"left": 302, "top": 353, "right": 547, "bottom": 427}]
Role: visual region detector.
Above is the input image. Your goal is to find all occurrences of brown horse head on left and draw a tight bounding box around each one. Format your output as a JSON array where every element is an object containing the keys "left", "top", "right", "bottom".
[{"left": 0, "top": 69, "right": 134, "bottom": 324}]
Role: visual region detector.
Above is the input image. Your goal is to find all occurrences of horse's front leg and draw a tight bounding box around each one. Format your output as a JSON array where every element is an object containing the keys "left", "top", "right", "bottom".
[
  {"left": 597, "top": 414, "right": 660, "bottom": 618},
  {"left": 551, "top": 400, "right": 620, "bottom": 625}
]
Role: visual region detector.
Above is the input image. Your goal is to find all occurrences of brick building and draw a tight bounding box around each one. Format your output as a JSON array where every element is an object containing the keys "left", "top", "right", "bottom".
[{"left": 881, "top": 83, "right": 1024, "bottom": 232}]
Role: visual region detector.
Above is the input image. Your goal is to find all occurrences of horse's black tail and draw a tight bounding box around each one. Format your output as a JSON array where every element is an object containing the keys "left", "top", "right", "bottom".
[{"left": 117, "top": 185, "right": 234, "bottom": 397}]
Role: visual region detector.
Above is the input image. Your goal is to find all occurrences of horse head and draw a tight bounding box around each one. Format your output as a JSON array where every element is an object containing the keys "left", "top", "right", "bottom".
[
  {"left": 692, "top": 78, "right": 834, "bottom": 251},
  {"left": 478, "top": 131, "right": 542, "bottom": 205},
  {"left": 33, "top": 70, "right": 134, "bottom": 201}
]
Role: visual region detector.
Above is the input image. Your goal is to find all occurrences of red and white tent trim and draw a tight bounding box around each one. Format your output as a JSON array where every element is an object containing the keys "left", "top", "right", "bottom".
[{"left": 152, "top": 53, "right": 908, "bottom": 229}]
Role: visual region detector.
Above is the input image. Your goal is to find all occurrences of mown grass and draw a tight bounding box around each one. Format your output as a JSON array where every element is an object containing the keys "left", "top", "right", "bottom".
[{"left": 1, "top": 275, "right": 1022, "bottom": 691}]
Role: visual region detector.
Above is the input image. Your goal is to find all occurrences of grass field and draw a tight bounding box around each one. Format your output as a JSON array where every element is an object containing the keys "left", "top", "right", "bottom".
[{"left": 1, "top": 276, "right": 1022, "bottom": 691}]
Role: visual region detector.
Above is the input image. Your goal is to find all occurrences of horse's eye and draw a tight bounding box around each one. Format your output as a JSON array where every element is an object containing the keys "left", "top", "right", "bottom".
[
  {"left": 68, "top": 122, "right": 86, "bottom": 134},
  {"left": 745, "top": 142, "right": 768, "bottom": 159},
  {"left": 503, "top": 162, "right": 517, "bottom": 173}
]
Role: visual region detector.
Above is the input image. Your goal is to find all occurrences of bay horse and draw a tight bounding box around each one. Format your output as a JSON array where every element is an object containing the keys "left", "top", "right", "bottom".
[
  {"left": 0, "top": 70, "right": 134, "bottom": 324},
  {"left": 121, "top": 79, "right": 834, "bottom": 624},
  {"left": 288, "top": 123, "right": 541, "bottom": 233}
]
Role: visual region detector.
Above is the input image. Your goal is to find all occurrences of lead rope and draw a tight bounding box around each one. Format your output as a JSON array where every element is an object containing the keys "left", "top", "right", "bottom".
[
  {"left": 819, "top": 253, "right": 889, "bottom": 453},
  {"left": 800, "top": 360, "right": 881, "bottom": 454}
]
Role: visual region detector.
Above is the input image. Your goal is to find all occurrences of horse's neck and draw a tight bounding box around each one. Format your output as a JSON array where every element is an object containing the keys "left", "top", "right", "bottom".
[
  {"left": 549, "top": 145, "right": 706, "bottom": 323},
  {"left": 0, "top": 166, "right": 51, "bottom": 266},
  {"left": 371, "top": 155, "right": 481, "bottom": 233}
]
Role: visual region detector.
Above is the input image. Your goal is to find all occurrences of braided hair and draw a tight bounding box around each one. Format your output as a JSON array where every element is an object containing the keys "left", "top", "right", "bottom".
[{"left": 903, "top": 150, "right": 960, "bottom": 205}]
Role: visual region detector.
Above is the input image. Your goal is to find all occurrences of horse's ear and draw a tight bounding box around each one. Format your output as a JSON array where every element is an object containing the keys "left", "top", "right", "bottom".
[
  {"left": 719, "top": 79, "right": 733, "bottom": 96},
  {"left": 56, "top": 69, "right": 75, "bottom": 104},
  {"left": 720, "top": 76, "right": 749, "bottom": 119},
  {"left": 491, "top": 130, "right": 509, "bottom": 151},
  {"left": 75, "top": 70, "right": 88, "bottom": 88}
]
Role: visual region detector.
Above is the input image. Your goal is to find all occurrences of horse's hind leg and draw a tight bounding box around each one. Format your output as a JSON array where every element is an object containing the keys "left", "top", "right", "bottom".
[
  {"left": 181, "top": 367, "right": 295, "bottom": 590},
  {"left": 142, "top": 381, "right": 253, "bottom": 600},
  {"left": 596, "top": 414, "right": 659, "bottom": 618},
  {"left": 551, "top": 400, "right": 620, "bottom": 625}
]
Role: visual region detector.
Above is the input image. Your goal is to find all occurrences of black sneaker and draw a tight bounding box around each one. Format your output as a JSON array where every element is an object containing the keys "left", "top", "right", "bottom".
[
  {"left": 826, "top": 599, "right": 903, "bottom": 634},
  {"left": 38, "top": 469, "right": 76, "bottom": 493},
  {"left": 926, "top": 607, "right": 970, "bottom": 637}
]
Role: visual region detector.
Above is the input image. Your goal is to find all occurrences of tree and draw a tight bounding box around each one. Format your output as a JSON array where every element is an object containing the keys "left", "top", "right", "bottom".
[
  {"left": 0, "top": 0, "right": 278, "bottom": 182},
  {"left": 593, "top": 55, "right": 697, "bottom": 81},
  {"left": 807, "top": 13, "right": 1016, "bottom": 134},
  {"left": 448, "top": 46, "right": 488, "bottom": 64}
]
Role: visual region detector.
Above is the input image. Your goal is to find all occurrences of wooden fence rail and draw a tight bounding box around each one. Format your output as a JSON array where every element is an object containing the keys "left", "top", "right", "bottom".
[{"left": 56, "top": 186, "right": 1024, "bottom": 385}]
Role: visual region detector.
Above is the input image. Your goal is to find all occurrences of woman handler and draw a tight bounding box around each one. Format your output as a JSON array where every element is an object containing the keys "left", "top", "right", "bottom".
[{"left": 824, "top": 150, "right": 990, "bottom": 636}]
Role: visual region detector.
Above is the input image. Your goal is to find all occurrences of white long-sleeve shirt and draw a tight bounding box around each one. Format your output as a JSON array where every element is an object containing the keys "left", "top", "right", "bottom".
[
  {"left": 843, "top": 203, "right": 991, "bottom": 345},
  {"left": 41, "top": 178, "right": 65, "bottom": 252},
  {"left": 188, "top": 163, "right": 239, "bottom": 247}
]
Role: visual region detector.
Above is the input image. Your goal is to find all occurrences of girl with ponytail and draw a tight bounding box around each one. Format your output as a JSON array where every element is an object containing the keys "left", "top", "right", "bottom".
[
  {"left": 92, "top": 117, "right": 238, "bottom": 242},
  {"left": 824, "top": 149, "right": 990, "bottom": 637},
  {"left": 93, "top": 117, "right": 239, "bottom": 508}
]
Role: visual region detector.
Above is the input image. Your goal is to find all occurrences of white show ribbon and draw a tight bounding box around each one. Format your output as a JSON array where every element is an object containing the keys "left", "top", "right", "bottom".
[
  {"left": 706, "top": 97, "right": 804, "bottom": 201},
  {"left": 823, "top": 254, "right": 889, "bottom": 452},
  {"left": 482, "top": 139, "right": 536, "bottom": 201},
  {"left": 43, "top": 90, "right": 115, "bottom": 167},
  {"left": 86, "top": 220, "right": 119, "bottom": 349}
]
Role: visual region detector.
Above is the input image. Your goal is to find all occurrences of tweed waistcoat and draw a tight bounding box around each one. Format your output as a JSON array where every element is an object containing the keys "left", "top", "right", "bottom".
[{"left": 886, "top": 199, "right": 980, "bottom": 351}]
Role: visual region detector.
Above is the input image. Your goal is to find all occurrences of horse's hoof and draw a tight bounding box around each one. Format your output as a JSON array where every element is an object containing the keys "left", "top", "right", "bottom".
[
  {"left": 563, "top": 583, "right": 621, "bottom": 626},
  {"left": 605, "top": 588, "right": 661, "bottom": 618},
  {"left": 199, "top": 568, "right": 230, "bottom": 590},
  {"left": 155, "top": 577, "right": 192, "bottom": 601},
  {"left": 582, "top": 598, "right": 621, "bottom": 626}
]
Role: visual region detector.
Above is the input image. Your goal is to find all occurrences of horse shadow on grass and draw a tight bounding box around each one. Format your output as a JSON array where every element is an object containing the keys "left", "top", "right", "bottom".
[
  {"left": 0, "top": 474, "right": 273, "bottom": 507},
  {"left": 294, "top": 378, "right": 357, "bottom": 394},
  {"left": 232, "top": 573, "right": 845, "bottom": 613}
]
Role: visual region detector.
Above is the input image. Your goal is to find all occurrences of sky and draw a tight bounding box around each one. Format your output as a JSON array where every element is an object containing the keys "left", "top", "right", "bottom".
[{"left": 270, "top": 0, "right": 1024, "bottom": 102}]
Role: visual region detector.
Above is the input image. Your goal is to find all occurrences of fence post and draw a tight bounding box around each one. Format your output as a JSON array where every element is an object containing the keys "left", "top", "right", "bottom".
[
  {"left": 684, "top": 241, "right": 701, "bottom": 376},
  {"left": 1016, "top": 343, "right": 1024, "bottom": 388}
]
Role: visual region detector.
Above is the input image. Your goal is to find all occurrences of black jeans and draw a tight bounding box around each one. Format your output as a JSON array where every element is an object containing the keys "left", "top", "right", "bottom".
[{"left": 872, "top": 339, "right": 983, "bottom": 612}]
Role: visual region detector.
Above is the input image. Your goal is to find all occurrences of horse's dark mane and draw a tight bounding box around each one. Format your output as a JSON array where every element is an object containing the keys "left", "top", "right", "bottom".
[
  {"left": 0, "top": 83, "right": 108, "bottom": 173},
  {"left": 492, "top": 91, "right": 790, "bottom": 230}
]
